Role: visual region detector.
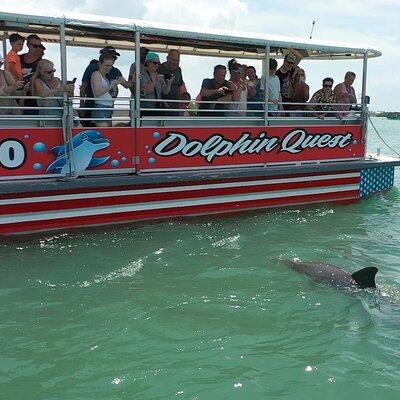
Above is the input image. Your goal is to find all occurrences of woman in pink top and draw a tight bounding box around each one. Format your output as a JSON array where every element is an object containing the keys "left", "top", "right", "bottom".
[
  {"left": 334, "top": 71, "right": 356, "bottom": 118},
  {"left": 291, "top": 68, "right": 309, "bottom": 117}
]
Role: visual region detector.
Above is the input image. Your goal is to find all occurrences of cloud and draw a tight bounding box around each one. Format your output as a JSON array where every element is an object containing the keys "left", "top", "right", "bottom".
[
  {"left": 143, "top": 0, "right": 248, "bottom": 29},
  {"left": 0, "top": 0, "right": 145, "bottom": 16}
]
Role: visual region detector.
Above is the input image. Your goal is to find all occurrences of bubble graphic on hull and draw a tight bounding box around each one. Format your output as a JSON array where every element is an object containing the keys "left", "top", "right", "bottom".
[
  {"left": 33, "top": 163, "right": 43, "bottom": 170},
  {"left": 33, "top": 142, "right": 46, "bottom": 152},
  {"left": 148, "top": 157, "right": 156, "bottom": 164},
  {"left": 111, "top": 160, "right": 120, "bottom": 168}
]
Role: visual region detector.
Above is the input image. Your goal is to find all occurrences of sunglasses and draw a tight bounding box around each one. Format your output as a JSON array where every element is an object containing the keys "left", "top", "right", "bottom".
[
  {"left": 44, "top": 69, "right": 56, "bottom": 74},
  {"left": 28, "top": 43, "right": 43, "bottom": 49},
  {"left": 323, "top": 84, "right": 332, "bottom": 88},
  {"left": 150, "top": 61, "right": 160, "bottom": 65},
  {"left": 234, "top": 71, "right": 244, "bottom": 75}
]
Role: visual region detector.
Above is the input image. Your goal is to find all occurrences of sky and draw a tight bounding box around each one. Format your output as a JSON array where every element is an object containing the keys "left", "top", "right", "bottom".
[{"left": 1, "top": 0, "right": 399, "bottom": 111}]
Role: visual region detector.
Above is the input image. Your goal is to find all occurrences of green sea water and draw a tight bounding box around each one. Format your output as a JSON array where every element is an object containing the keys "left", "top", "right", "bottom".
[{"left": 1, "top": 117, "right": 399, "bottom": 400}]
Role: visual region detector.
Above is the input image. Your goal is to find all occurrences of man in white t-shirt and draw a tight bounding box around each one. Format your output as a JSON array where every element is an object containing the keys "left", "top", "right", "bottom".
[{"left": 260, "top": 58, "right": 283, "bottom": 116}]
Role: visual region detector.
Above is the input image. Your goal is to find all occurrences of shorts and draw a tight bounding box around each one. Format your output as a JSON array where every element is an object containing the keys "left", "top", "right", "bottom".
[{"left": 92, "top": 104, "right": 113, "bottom": 120}]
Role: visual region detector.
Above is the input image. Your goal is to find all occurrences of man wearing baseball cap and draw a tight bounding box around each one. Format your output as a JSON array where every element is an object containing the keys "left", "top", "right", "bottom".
[
  {"left": 79, "top": 46, "right": 131, "bottom": 126},
  {"left": 276, "top": 49, "right": 303, "bottom": 110}
]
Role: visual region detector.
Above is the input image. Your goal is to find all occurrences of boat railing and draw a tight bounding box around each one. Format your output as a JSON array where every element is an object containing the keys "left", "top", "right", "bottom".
[
  {"left": 0, "top": 94, "right": 364, "bottom": 127},
  {"left": 0, "top": 93, "right": 367, "bottom": 181},
  {"left": 73, "top": 97, "right": 364, "bottom": 126},
  {"left": 0, "top": 95, "right": 64, "bottom": 125}
]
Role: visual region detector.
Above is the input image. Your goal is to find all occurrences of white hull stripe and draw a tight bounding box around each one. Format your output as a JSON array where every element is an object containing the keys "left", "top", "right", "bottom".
[
  {"left": 0, "top": 184, "right": 359, "bottom": 225},
  {"left": 0, "top": 172, "right": 360, "bottom": 206}
]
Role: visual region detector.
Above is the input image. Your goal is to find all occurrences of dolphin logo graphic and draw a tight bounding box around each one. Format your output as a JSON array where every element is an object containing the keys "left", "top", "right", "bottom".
[{"left": 46, "top": 130, "right": 111, "bottom": 174}]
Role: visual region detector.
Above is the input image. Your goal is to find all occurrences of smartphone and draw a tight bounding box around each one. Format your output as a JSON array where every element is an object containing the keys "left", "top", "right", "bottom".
[
  {"left": 22, "top": 73, "right": 33, "bottom": 83},
  {"left": 163, "top": 73, "right": 173, "bottom": 80}
]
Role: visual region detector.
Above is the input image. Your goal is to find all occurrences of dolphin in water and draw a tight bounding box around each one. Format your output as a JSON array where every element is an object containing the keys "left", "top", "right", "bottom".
[
  {"left": 46, "top": 130, "right": 110, "bottom": 174},
  {"left": 284, "top": 260, "right": 378, "bottom": 290}
]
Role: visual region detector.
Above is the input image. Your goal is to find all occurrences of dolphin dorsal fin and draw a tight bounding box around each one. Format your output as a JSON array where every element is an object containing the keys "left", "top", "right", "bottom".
[{"left": 351, "top": 267, "right": 378, "bottom": 289}]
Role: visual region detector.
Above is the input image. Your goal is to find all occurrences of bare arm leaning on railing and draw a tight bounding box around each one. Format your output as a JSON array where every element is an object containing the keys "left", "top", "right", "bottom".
[
  {"left": 0, "top": 69, "right": 24, "bottom": 96},
  {"left": 33, "top": 78, "right": 73, "bottom": 97}
]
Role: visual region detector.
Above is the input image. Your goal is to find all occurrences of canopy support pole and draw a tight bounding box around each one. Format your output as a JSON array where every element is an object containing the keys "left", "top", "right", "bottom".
[
  {"left": 134, "top": 30, "right": 141, "bottom": 129},
  {"left": 60, "top": 22, "right": 67, "bottom": 85},
  {"left": 2, "top": 33, "right": 7, "bottom": 59},
  {"left": 263, "top": 44, "right": 270, "bottom": 125},
  {"left": 361, "top": 51, "right": 369, "bottom": 153},
  {"left": 361, "top": 51, "right": 368, "bottom": 107},
  {"left": 60, "top": 21, "right": 74, "bottom": 177}
]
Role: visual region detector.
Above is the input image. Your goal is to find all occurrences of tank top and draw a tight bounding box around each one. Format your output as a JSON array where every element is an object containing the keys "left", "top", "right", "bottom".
[
  {"left": 20, "top": 54, "right": 40, "bottom": 85},
  {"left": 225, "top": 81, "right": 248, "bottom": 116},
  {"left": 37, "top": 78, "right": 63, "bottom": 116},
  {"left": 92, "top": 72, "right": 113, "bottom": 106},
  {"left": 20, "top": 54, "right": 40, "bottom": 109},
  {"left": 335, "top": 83, "right": 356, "bottom": 112}
]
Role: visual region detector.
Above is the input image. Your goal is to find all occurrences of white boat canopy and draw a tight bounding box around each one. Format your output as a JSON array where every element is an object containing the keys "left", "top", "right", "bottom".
[{"left": 0, "top": 10, "right": 382, "bottom": 60}]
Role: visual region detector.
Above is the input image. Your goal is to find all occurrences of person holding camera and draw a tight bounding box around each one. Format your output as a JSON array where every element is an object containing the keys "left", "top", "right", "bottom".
[
  {"left": 91, "top": 54, "right": 124, "bottom": 127},
  {"left": 225, "top": 58, "right": 248, "bottom": 117},
  {"left": 128, "top": 47, "right": 149, "bottom": 97},
  {"left": 140, "top": 52, "right": 173, "bottom": 116},
  {"left": 79, "top": 46, "right": 131, "bottom": 127},
  {"left": 198, "top": 64, "right": 231, "bottom": 117},
  {"left": 31, "top": 59, "right": 75, "bottom": 124},
  {"left": 157, "top": 49, "right": 185, "bottom": 114}
]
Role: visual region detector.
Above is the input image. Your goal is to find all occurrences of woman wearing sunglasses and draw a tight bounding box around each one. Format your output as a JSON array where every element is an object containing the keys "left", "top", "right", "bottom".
[
  {"left": 309, "top": 77, "right": 336, "bottom": 119},
  {"left": 140, "top": 51, "right": 173, "bottom": 116},
  {"left": 225, "top": 58, "right": 248, "bottom": 117},
  {"left": 32, "top": 59, "right": 74, "bottom": 124}
]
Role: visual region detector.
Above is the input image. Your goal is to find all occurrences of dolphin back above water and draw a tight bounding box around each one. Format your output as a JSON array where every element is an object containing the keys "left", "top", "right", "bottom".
[{"left": 285, "top": 260, "right": 378, "bottom": 290}]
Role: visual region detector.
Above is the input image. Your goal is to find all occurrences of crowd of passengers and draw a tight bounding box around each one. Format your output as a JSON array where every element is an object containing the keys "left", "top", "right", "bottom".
[{"left": 0, "top": 33, "right": 358, "bottom": 126}]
